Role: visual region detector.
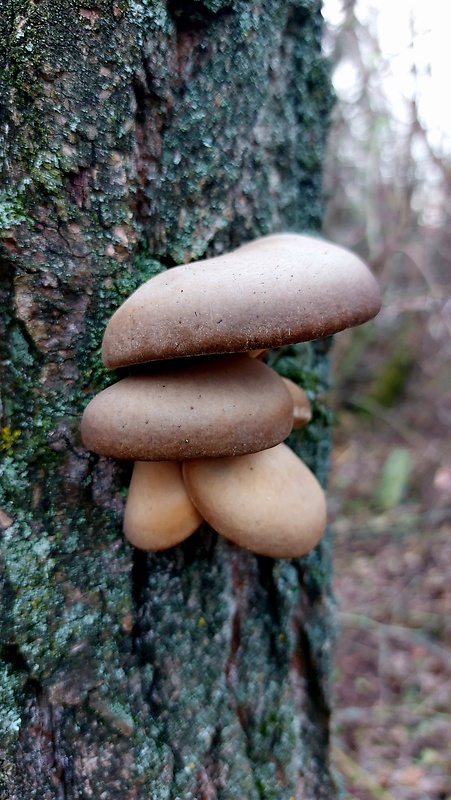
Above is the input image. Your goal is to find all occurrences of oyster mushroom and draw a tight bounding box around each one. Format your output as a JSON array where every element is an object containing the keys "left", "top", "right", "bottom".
[
  {"left": 182, "top": 443, "right": 327, "bottom": 559},
  {"left": 123, "top": 461, "right": 203, "bottom": 551},
  {"left": 81, "top": 354, "right": 294, "bottom": 461},
  {"left": 101, "top": 233, "right": 381, "bottom": 368},
  {"left": 82, "top": 233, "right": 381, "bottom": 557}
]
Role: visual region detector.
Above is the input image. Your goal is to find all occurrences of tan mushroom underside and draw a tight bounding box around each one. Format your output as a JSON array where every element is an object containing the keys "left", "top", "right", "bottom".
[
  {"left": 183, "top": 442, "right": 327, "bottom": 559},
  {"left": 124, "top": 461, "right": 203, "bottom": 550},
  {"left": 102, "top": 233, "right": 381, "bottom": 368}
]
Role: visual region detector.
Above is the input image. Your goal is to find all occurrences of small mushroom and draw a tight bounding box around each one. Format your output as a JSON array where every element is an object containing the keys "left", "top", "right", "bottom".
[
  {"left": 281, "top": 378, "right": 312, "bottom": 428},
  {"left": 123, "top": 461, "right": 203, "bottom": 550},
  {"left": 182, "top": 443, "right": 327, "bottom": 559}
]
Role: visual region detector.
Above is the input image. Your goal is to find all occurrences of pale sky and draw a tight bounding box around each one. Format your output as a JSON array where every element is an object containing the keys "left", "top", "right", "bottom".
[{"left": 322, "top": 0, "right": 451, "bottom": 155}]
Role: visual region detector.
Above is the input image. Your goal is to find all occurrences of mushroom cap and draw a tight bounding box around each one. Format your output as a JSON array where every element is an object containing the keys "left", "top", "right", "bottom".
[
  {"left": 81, "top": 354, "right": 294, "bottom": 461},
  {"left": 281, "top": 378, "right": 312, "bottom": 428},
  {"left": 102, "top": 233, "right": 381, "bottom": 368},
  {"left": 182, "top": 442, "right": 327, "bottom": 559},
  {"left": 123, "top": 461, "right": 203, "bottom": 550}
]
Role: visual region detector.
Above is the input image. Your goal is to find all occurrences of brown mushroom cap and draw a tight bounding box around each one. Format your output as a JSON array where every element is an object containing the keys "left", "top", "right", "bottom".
[
  {"left": 182, "top": 442, "right": 327, "bottom": 559},
  {"left": 102, "top": 233, "right": 381, "bottom": 368},
  {"left": 123, "top": 461, "right": 203, "bottom": 550},
  {"left": 81, "top": 354, "right": 294, "bottom": 461}
]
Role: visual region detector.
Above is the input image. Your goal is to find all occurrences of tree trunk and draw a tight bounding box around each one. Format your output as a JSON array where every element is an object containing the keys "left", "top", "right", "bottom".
[{"left": 0, "top": 1, "right": 336, "bottom": 797}]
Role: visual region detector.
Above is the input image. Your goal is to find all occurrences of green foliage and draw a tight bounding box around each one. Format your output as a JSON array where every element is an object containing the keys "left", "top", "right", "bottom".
[{"left": 375, "top": 447, "right": 412, "bottom": 511}]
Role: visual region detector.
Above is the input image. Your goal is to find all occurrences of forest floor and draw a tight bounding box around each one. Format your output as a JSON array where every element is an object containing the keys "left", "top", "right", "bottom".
[{"left": 329, "top": 350, "right": 451, "bottom": 800}]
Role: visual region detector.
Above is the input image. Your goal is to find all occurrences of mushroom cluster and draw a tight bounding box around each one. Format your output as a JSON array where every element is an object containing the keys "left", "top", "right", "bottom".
[{"left": 81, "top": 234, "right": 381, "bottom": 558}]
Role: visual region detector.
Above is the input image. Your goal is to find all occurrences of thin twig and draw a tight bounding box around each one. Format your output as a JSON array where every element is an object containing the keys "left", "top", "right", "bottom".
[
  {"left": 348, "top": 395, "right": 443, "bottom": 465},
  {"left": 338, "top": 612, "right": 451, "bottom": 667},
  {"left": 331, "top": 506, "right": 451, "bottom": 540},
  {"left": 334, "top": 705, "right": 451, "bottom": 727}
]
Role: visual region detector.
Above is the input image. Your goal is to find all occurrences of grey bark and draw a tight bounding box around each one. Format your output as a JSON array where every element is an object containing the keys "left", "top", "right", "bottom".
[{"left": 0, "top": 1, "right": 336, "bottom": 797}]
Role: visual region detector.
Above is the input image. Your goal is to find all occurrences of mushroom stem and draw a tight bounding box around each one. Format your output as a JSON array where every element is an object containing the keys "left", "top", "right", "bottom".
[{"left": 124, "top": 461, "right": 203, "bottom": 551}]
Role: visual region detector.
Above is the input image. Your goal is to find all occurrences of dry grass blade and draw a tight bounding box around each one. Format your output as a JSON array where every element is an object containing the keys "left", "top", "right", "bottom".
[
  {"left": 338, "top": 611, "right": 451, "bottom": 668},
  {"left": 333, "top": 744, "right": 398, "bottom": 800}
]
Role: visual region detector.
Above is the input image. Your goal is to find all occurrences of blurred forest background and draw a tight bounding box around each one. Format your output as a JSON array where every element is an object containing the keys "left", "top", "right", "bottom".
[{"left": 322, "top": 1, "right": 451, "bottom": 797}]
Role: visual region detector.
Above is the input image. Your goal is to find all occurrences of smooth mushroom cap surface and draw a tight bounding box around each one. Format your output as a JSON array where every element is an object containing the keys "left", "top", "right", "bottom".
[
  {"left": 123, "top": 461, "right": 203, "bottom": 550},
  {"left": 102, "top": 233, "right": 381, "bottom": 368},
  {"left": 182, "top": 442, "right": 327, "bottom": 559},
  {"left": 281, "top": 378, "right": 312, "bottom": 428},
  {"left": 81, "top": 354, "right": 294, "bottom": 461}
]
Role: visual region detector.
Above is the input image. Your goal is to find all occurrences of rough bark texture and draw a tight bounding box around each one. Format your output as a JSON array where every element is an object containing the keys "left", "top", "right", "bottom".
[{"left": 0, "top": 1, "right": 335, "bottom": 797}]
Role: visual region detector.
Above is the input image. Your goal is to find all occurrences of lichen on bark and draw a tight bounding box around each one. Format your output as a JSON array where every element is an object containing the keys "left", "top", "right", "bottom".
[{"left": 0, "top": 1, "right": 336, "bottom": 797}]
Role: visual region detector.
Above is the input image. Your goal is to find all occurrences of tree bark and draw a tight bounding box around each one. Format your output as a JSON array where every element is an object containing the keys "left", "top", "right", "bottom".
[{"left": 0, "top": 1, "right": 335, "bottom": 797}]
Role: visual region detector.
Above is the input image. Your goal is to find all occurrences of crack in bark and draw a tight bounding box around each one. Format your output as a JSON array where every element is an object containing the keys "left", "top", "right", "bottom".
[
  {"left": 256, "top": 556, "right": 287, "bottom": 666},
  {"left": 0, "top": 254, "right": 45, "bottom": 412},
  {"left": 1, "top": 643, "right": 29, "bottom": 675},
  {"left": 14, "top": 682, "right": 70, "bottom": 800},
  {"left": 132, "top": 56, "right": 170, "bottom": 230},
  {"left": 168, "top": 1, "right": 234, "bottom": 33},
  {"left": 297, "top": 625, "right": 330, "bottom": 725},
  {"left": 294, "top": 563, "right": 331, "bottom": 722},
  {"left": 66, "top": 167, "right": 91, "bottom": 210}
]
